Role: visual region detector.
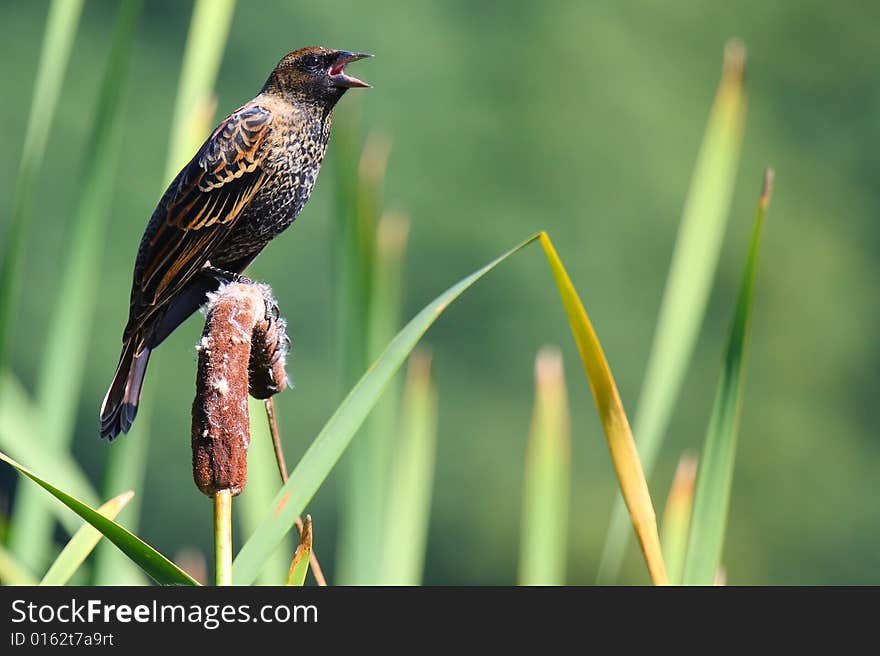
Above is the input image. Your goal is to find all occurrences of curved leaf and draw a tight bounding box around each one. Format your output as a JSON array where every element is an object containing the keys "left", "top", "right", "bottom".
[
  {"left": 233, "top": 233, "right": 541, "bottom": 584},
  {"left": 235, "top": 231, "right": 667, "bottom": 586},
  {"left": 0, "top": 451, "right": 198, "bottom": 586},
  {"left": 41, "top": 491, "right": 135, "bottom": 586},
  {"left": 540, "top": 234, "right": 668, "bottom": 585}
]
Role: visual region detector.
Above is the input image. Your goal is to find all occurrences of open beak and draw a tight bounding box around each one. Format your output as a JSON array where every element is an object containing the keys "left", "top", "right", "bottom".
[{"left": 329, "top": 51, "right": 373, "bottom": 88}]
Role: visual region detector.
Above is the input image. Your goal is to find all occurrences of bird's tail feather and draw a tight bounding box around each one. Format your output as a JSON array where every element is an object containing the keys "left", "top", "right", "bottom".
[{"left": 100, "top": 337, "right": 151, "bottom": 441}]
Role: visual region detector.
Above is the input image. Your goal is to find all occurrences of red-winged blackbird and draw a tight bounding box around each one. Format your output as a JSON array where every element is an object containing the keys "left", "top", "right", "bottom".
[{"left": 100, "top": 47, "right": 371, "bottom": 441}]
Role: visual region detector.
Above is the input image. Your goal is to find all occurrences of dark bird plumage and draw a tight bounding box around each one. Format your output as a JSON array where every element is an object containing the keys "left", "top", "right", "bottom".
[{"left": 100, "top": 47, "right": 371, "bottom": 441}]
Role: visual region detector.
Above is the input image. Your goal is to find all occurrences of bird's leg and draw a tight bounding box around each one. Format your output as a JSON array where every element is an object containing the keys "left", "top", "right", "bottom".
[{"left": 202, "top": 263, "right": 253, "bottom": 286}]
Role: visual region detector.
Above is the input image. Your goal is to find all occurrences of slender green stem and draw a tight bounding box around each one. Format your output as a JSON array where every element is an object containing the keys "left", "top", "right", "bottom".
[
  {"left": 213, "top": 490, "right": 233, "bottom": 586},
  {"left": 263, "top": 398, "right": 328, "bottom": 586},
  {"left": 265, "top": 398, "right": 288, "bottom": 483}
]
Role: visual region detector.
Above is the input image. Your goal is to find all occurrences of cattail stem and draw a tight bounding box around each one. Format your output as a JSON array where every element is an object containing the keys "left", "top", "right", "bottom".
[{"left": 213, "top": 489, "right": 232, "bottom": 586}]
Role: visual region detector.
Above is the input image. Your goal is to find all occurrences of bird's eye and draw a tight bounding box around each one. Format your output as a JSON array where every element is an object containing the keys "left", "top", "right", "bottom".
[{"left": 302, "top": 54, "right": 320, "bottom": 69}]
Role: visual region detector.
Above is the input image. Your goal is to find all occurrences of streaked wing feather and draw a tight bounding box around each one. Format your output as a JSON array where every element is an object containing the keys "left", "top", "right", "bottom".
[{"left": 127, "top": 104, "right": 273, "bottom": 337}]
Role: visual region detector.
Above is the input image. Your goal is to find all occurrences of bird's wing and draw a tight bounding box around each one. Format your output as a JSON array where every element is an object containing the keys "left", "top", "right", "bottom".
[{"left": 126, "top": 103, "right": 273, "bottom": 338}]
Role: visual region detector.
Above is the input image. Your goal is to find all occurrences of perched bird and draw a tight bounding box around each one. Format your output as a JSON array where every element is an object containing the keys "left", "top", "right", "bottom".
[{"left": 100, "top": 47, "right": 371, "bottom": 441}]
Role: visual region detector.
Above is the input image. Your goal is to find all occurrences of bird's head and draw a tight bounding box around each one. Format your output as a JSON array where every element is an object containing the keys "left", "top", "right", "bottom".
[{"left": 263, "top": 47, "right": 372, "bottom": 108}]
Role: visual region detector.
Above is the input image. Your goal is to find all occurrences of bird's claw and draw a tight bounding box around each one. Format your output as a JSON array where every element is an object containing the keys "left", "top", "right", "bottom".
[{"left": 203, "top": 265, "right": 252, "bottom": 286}]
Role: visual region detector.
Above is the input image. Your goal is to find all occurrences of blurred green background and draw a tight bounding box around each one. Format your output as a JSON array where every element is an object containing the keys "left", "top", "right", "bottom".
[{"left": 2, "top": 0, "right": 878, "bottom": 585}]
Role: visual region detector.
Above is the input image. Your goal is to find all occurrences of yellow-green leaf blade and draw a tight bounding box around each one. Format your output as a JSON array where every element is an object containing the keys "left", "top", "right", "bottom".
[
  {"left": 539, "top": 233, "right": 668, "bottom": 585},
  {"left": 0, "top": 451, "right": 198, "bottom": 586},
  {"left": 518, "top": 347, "right": 571, "bottom": 586},
  {"left": 233, "top": 233, "right": 541, "bottom": 585},
  {"left": 285, "top": 516, "right": 313, "bottom": 587},
  {"left": 598, "top": 41, "right": 748, "bottom": 584},
  {"left": 40, "top": 490, "right": 135, "bottom": 586},
  {"left": 682, "top": 169, "right": 773, "bottom": 585}
]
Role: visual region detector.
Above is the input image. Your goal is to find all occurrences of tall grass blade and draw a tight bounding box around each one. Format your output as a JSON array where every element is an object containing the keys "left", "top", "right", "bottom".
[
  {"left": 285, "top": 516, "right": 313, "bottom": 586},
  {"left": 0, "top": 545, "right": 37, "bottom": 586},
  {"left": 164, "top": 0, "right": 236, "bottom": 183},
  {"left": 8, "top": 0, "right": 142, "bottom": 575},
  {"left": 0, "top": 451, "right": 197, "bottom": 585},
  {"left": 329, "top": 110, "right": 366, "bottom": 583},
  {"left": 682, "top": 169, "right": 773, "bottom": 585},
  {"left": 235, "top": 231, "right": 667, "bottom": 584},
  {"left": 366, "top": 211, "right": 409, "bottom": 499},
  {"left": 0, "top": 0, "right": 85, "bottom": 372},
  {"left": 350, "top": 210, "right": 408, "bottom": 585},
  {"left": 660, "top": 453, "right": 698, "bottom": 585},
  {"left": 380, "top": 349, "right": 438, "bottom": 585},
  {"left": 40, "top": 491, "right": 135, "bottom": 586},
  {"left": 233, "top": 233, "right": 542, "bottom": 584},
  {"left": 518, "top": 347, "right": 571, "bottom": 586},
  {"left": 335, "top": 131, "right": 391, "bottom": 584},
  {"left": 331, "top": 105, "right": 370, "bottom": 396},
  {"left": 361, "top": 211, "right": 409, "bottom": 583},
  {"left": 597, "top": 41, "right": 748, "bottom": 583},
  {"left": 539, "top": 234, "right": 668, "bottom": 585}
]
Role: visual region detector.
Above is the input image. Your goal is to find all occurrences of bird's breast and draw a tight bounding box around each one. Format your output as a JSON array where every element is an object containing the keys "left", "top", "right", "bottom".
[
  {"left": 264, "top": 123, "right": 330, "bottom": 218},
  {"left": 213, "top": 119, "right": 331, "bottom": 264}
]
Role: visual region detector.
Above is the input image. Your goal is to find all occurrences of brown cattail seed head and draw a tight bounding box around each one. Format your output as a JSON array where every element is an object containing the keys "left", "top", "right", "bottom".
[
  {"left": 192, "top": 282, "right": 289, "bottom": 497},
  {"left": 249, "top": 290, "right": 290, "bottom": 399}
]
